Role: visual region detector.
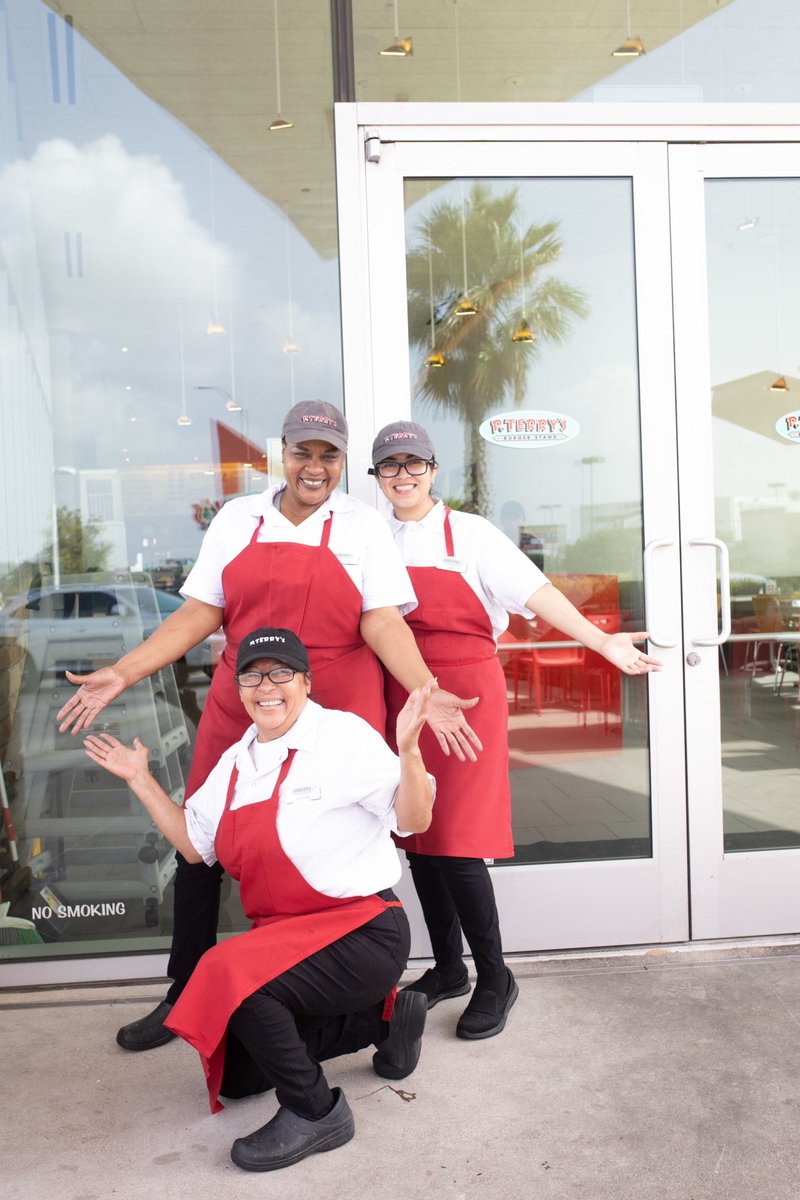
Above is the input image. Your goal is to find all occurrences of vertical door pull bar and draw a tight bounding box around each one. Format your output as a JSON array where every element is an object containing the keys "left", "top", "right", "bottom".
[
  {"left": 643, "top": 539, "right": 677, "bottom": 648},
  {"left": 689, "top": 537, "right": 731, "bottom": 646}
]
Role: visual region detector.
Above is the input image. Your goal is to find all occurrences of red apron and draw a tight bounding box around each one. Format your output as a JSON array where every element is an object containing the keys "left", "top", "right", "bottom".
[
  {"left": 385, "top": 509, "right": 513, "bottom": 859},
  {"left": 165, "top": 749, "right": 400, "bottom": 1112},
  {"left": 185, "top": 509, "right": 386, "bottom": 798}
]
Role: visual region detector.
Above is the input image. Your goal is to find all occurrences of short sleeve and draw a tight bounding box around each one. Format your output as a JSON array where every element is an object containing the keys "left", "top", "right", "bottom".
[
  {"left": 474, "top": 518, "right": 550, "bottom": 616},
  {"left": 183, "top": 756, "right": 233, "bottom": 865},
  {"left": 181, "top": 501, "right": 252, "bottom": 608},
  {"left": 357, "top": 513, "right": 418, "bottom": 615}
]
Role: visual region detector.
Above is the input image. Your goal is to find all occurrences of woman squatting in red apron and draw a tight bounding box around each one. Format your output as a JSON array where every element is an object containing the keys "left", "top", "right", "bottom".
[{"left": 82, "top": 625, "right": 436, "bottom": 1173}]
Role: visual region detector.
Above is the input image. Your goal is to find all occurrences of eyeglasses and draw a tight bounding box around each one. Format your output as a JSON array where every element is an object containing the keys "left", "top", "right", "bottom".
[
  {"left": 236, "top": 667, "right": 298, "bottom": 687},
  {"left": 368, "top": 458, "right": 435, "bottom": 479}
]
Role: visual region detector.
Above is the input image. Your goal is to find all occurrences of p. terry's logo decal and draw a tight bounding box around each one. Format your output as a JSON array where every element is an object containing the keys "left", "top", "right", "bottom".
[
  {"left": 775, "top": 410, "right": 800, "bottom": 442},
  {"left": 479, "top": 410, "right": 579, "bottom": 448}
]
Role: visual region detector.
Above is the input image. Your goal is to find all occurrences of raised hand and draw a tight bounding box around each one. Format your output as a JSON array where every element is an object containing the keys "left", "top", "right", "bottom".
[
  {"left": 598, "top": 632, "right": 662, "bottom": 675},
  {"left": 83, "top": 733, "right": 150, "bottom": 784},
  {"left": 396, "top": 681, "right": 433, "bottom": 756},
  {"left": 425, "top": 685, "right": 483, "bottom": 762},
  {"left": 57, "top": 667, "right": 128, "bottom": 734}
]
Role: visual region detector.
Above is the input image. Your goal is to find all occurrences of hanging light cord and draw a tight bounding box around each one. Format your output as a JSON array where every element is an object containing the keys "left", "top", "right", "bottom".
[
  {"left": 772, "top": 186, "right": 782, "bottom": 374},
  {"left": 392, "top": 0, "right": 400, "bottom": 40},
  {"left": 454, "top": 0, "right": 462, "bottom": 102},
  {"left": 427, "top": 225, "right": 436, "bottom": 349},
  {"left": 273, "top": 0, "right": 283, "bottom": 114},
  {"left": 460, "top": 180, "right": 469, "bottom": 296},
  {"left": 519, "top": 218, "right": 527, "bottom": 318}
]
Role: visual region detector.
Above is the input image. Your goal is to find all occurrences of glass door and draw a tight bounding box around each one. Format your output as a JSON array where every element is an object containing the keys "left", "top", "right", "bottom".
[
  {"left": 670, "top": 145, "right": 800, "bottom": 939},
  {"left": 340, "top": 134, "right": 688, "bottom": 951}
]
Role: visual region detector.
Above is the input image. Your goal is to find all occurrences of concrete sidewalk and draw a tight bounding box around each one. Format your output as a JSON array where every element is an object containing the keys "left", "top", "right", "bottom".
[{"left": 4, "top": 942, "right": 800, "bottom": 1200}]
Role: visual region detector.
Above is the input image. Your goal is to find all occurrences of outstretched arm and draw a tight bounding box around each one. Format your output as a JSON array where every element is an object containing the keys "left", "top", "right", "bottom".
[
  {"left": 392, "top": 683, "right": 434, "bottom": 833},
  {"left": 526, "top": 584, "right": 662, "bottom": 674},
  {"left": 82, "top": 733, "right": 202, "bottom": 862},
  {"left": 58, "top": 597, "right": 224, "bottom": 734},
  {"left": 360, "top": 606, "right": 482, "bottom": 762}
]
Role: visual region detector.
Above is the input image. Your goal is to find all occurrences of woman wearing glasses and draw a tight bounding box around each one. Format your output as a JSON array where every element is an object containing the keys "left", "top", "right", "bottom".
[
  {"left": 370, "top": 421, "right": 660, "bottom": 1041},
  {"left": 57, "top": 401, "right": 478, "bottom": 1053},
  {"left": 82, "top": 626, "right": 435, "bottom": 1173}
]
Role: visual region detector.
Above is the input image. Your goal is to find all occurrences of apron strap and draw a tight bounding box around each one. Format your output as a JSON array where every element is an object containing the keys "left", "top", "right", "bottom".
[
  {"left": 223, "top": 748, "right": 298, "bottom": 813},
  {"left": 443, "top": 506, "right": 455, "bottom": 558},
  {"left": 319, "top": 511, "right": 334, "bottom": 550},
  {"left": 249, "top": 516, "right": 263, "bottom": 546}
]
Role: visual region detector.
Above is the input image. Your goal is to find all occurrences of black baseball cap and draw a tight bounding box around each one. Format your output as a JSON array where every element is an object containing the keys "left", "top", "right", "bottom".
[{"left": 235, "top": 628, "right": 310, "bottom": 676}]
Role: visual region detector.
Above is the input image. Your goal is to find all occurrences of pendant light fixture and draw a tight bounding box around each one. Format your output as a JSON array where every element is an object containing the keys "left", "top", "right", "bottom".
[
  {"left": 453, "top": 181, "right": 477, "bottom": 317},
  {"left": 612, "top": 1, "right": 646, "bottom": 56},
  {"left": 424, "top": 220, "right": 445, "bottom": 368},
  {"left": 269, "top": 0, "right": 293, "bottom": 131},
  {"left": 380, "top": 0, "right": 413, "bottom": 56},
  {"left": 511, "top": 219, "right": 535, "bottom": 344},
  {"left": 177, "top": 315, "right": 192, "bottom": 427}
]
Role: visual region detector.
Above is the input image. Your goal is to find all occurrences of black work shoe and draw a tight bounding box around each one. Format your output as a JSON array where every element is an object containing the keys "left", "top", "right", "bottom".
[
  {"left": 456, "top": 968, "right": 519, "bottom": 1040},
  {"left": 230, "top": 1088, "right": 354, "bottom": 1173},
  {"left": 401, "top": 966, "right": 471, "bottom": 1010},
  {"left": 372, "top": 989, "right": 427, "bottom": 1080},
  {"left": 116, "top": 1000, "right": 176, "bottom": 1052}
]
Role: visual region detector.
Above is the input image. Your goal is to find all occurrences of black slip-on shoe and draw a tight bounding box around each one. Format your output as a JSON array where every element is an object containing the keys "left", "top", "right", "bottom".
[
  {"left": 230, "top": 1088, "right": 354, "bottom": 1173},
  {"left": 116, "top": 1000, "right": 177, "bottom": 1052},
  {"left": 456, "top": 969, "right": 519, "bottom": 1041},
  {"left": 372, "top": 989, "right": 427, "bottom": 1080},
  {"left": 401, "top": 966, "right": 471, "bottom": 1010}
]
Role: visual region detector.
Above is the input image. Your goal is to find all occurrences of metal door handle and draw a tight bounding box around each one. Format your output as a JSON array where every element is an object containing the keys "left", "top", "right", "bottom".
[
  {"left": 689, "top": 537, "right": 731, "bottom": 646},
  {"left": 643, "top": 539, "right": 677, "bottom": 647}
]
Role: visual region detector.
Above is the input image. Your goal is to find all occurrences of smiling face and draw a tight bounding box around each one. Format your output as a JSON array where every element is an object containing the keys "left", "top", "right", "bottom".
[
  {"left": 280, "top": 439, "right": 345, "bottom": 524},
  {"left": 237, "top": 656, "right": 312, "bottom": 742},
  {"left": 376, "top": 453, "right": 438, "bottom": 523}
]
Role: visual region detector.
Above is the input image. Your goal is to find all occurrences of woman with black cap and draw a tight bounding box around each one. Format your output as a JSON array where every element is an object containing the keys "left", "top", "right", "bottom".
[
  {"left": 82, "top": 625, "right": 434, "bottom": 1173},
  {"left": 57, "top": 401, "right": 479, "bottom": 1052},
  {"left": 370, "top": 421, "right": 661, "bottom": 1041}
]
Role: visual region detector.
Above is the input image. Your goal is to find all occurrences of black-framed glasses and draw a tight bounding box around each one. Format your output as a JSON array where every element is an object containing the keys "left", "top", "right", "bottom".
[
  {"left": 236, "top": 667, "right": 298, "bottom": 687},
  {"left": 368, "top": 458, "right": 435, "bottom": 479}
]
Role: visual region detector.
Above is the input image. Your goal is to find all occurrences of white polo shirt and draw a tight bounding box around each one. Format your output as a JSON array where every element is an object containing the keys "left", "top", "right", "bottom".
[
  {"left": 388, "top": 500, "right": 549, "bottom": 641},
  {"left": 184, "top": 700, "right": 435, "bottom": 898},
  {"left": 182, "top": 485, "right": 417, "bottom": 615}
]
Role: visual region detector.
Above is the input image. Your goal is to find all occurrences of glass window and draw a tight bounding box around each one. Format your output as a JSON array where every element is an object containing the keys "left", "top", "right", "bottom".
[
  {"left": 0, "top": 0, "right": 339, "bottom": 961},
  {"left": 353, "top": 0, "right": 797, "bottom": 104},
  {"left": 705, "top": 178, "right": 800, "bottom": 852},
  {"left": 404, "top": 176, "right": 651, "bottom": 865}
]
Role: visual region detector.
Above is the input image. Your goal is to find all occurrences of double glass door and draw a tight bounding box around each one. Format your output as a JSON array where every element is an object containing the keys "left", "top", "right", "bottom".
[{"left": 337, "top": 116, "right": 800, "bottom": 952}]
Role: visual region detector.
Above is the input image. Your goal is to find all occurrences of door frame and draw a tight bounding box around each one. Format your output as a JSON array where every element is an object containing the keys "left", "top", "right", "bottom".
[
  {"left": 334, "top": 102, "right": 800, "bottom": 954},
  {"left": 670, "top": 142, "right": 800, "bottom": 938}
]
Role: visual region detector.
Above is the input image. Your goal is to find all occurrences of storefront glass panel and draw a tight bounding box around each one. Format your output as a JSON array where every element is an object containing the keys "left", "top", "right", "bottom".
[
  {"left": 0, "top": 0, "right": 340, "bottom": 961},
  {"left": 353, "top": 0, "right": 798, "bottom": 105},
  {"left": 705, "top": 178, "right": 800, "bottom": 852},
  {"left": 403, "top": 175, "right": 652, "bottom": 865}
]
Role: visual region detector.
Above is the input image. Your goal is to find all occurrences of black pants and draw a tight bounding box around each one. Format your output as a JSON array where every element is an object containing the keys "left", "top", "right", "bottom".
[
  {"left": 165, "top": 854, "right": 223, "bottom": 1004},
  {"left": 406, "top": 852, "right": 505, "bottom": 982},
  {"left": 220, "top": 901, "right": 410, "bottom": 1120}
]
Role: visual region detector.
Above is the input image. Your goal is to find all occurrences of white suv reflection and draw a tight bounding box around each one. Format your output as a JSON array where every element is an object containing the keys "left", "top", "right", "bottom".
[{"left": 1, "top": 578, "right": 224, "bottom": 686}]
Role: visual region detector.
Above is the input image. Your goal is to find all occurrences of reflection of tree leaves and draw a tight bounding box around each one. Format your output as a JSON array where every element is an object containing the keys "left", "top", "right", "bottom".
[
  {"left": 43, "top": 507, "right": 114, "bottom": 574},
  {"left": 406, "top": 183, "right": 588, "bottom": 512}
]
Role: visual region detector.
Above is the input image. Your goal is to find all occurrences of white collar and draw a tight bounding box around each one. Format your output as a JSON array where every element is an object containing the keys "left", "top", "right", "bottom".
[
  {"left": 249, "top": 484, "right": 356, "bottom": 527},
  {"left": 388, "top": 498, "right": 445, "bottom": 535},
  {"left": 234, "top": 699, "right": 323, "bottom": 779}
]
